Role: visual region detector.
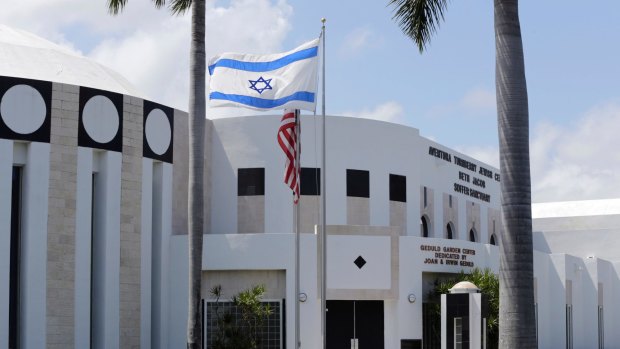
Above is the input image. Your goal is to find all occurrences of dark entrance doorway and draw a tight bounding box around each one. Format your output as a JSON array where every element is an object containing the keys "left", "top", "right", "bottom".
[{"left": 326, "top": 300, "right": 384, "bottom": 349}]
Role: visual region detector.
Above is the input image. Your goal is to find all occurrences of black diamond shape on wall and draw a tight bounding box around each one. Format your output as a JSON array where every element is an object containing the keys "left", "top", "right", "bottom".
[{"left": 354, "top": 256, "right": 367, "bottom": 269}]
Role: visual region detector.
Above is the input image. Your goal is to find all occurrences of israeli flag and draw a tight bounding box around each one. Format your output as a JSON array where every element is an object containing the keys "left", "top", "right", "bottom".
[{"left": 208, "top": 38, "right": 319, "bottom": 111}]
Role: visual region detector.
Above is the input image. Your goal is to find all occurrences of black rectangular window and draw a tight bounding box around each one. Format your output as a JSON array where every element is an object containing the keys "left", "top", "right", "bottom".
[
  {"left": 9, "top": 166, "right": 22, "bottom": 349},
  {"left": 400, "top": 339, "right": 422, "bottom": 349},
  {"left": 389, "top": 174, "right": 406, "bottom": 202},
  {"left": 91, "top": 173, "right": 99, "bottom": 348},
  {"left": 300, "top": 167, "right": 320, "bottom": 196},
  {"left": 238, "top": 168, "right": 265, "bottom": 196},
  {"left": 423, "top": 187, "right": 427, "bottom": 207},
  {"left": 598, "top": 305, "right": 604, "bottom": 349},
  {"left": 346, "top": 169, "right": 369, "bottom": 198},
  {"left": 566, "top": 304, "right": 573, "bottom": 349}
]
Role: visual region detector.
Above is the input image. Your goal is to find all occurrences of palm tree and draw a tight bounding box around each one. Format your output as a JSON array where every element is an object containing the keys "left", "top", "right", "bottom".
[
  {"left": 388, "top": 0, "right": 536, "bottom": 347},
  {"left": 108, "top": 1, "right": 206, "bottom": 348}
]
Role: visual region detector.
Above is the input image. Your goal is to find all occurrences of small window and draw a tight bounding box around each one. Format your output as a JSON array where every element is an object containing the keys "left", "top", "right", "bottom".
[
  {"left": 238, "top": 168, "right": 265, "bottom": 196},
  {"left": 423, "top": 186, "right": 428, "bottom": 207},
  {"left": 346, "top": 169, "right": 369, "bottom": 198},
  {"left": 449, "top": 195, "right": 453, "bottom": 208},
  {"left": 389, "top": 174, "right": 406, "bottom": 202},
  {"left": 446, "top": 223, "right": 453, "bottom": 240},
  {"left": 300, "top": 167, "right": 320, "bottom": 196},
  {"left": 469, "top": 229, "right": 476, "bottom": 242},
  {"left": 490, "top": 234, "right": 497, "bottom": 246},
  {"left": 421, "top": 216, "right": 429, "bottom": 238}
]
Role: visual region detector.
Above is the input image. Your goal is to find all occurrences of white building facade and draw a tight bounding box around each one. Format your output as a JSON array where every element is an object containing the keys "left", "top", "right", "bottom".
[
  {"left": 166, "top": 114, "right": 503, "bottom": 349},
  {"left": 1, "top": 25, "right": 620, "bottom": 349}
]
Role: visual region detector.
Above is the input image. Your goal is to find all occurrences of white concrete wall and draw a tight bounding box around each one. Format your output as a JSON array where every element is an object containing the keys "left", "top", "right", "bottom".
[
  {"left": 210, "top": 116, "right": 500, "bottom": 238},
  {"left": 140, "top": 160, "right": 172, "bottom": 349},
  {"left": 74, "top": 146, "right": 94, "bottom": 348},
  {"left": 532, "top": 199, "right": 620, "bottom": 348},
  {"left": 85, "top": 150, "right": 122, "bottom": 349},
  {"left": 22, "top": 142, "right": 51, "bottom": 349},
  {"left": 328, "top": 235, "right": 391, "bottom": 290},
  {"left": 167, "top": 232, "right": 501, "bottom": 348},
  {"left": 420, "top": 139, "right": 500, "bottom": 243},
  {"left": 0, "top": 139, "right": 11, "bottom": 347},
  {"left": 611, "top": 261, "right": 620, "bottom": 347},
  {"left": 0, "top": 141, "right": 50, "bottom": 349},
  {"left": 168, "top": 233, "right": 300, "bottom": 348},
  {"left": 139, "top": 158, "right": 153, "bottom": 349},
  {"left": 177, "top": 115, "right": 504, "bottom": 348},
  {"left": 533, "top": 253, "right": 620, "bottom": 349}
]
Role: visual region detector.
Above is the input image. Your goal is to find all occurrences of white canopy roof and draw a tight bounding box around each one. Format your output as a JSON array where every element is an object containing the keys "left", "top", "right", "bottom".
[{"left": 0, "top": 25, "right": 142, "bottom": 97}]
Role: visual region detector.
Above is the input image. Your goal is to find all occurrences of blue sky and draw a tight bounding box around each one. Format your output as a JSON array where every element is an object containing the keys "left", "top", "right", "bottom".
[{"left": 3, "top": 0, "right": 620, "bottom": 202}]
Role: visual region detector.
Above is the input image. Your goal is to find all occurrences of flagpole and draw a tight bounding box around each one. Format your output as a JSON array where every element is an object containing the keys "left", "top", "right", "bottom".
[
  {"left": 294, "top": 109, "right": 301, "bottom": 349},
  {"left": 320, "top": 17, "right": 327, "bottom": 349}
]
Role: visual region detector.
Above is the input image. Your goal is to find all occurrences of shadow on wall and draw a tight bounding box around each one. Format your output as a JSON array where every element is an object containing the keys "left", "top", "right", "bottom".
[{"left": 532, "top": 231, "right": 552, "bottom": 254}]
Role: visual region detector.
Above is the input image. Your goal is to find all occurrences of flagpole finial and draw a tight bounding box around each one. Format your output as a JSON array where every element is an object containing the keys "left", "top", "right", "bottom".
[{"left": 321, "top": 18, "right": 326, "bottom": 24}]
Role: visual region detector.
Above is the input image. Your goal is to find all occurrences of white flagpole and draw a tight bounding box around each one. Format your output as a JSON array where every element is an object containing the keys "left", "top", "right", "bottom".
[
  {"left": 294, "top": 109, "right": 301, "bottom": 349},
  {"left": 320, "top": 17, "right": 327, "bottom": 349}
]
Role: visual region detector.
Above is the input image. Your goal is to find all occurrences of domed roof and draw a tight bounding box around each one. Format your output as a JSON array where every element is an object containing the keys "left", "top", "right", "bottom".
[
  {"left": 0, "top": 25, "right": 142, "bottom": 97},
  {"left": 449, "top": 281, "right": 480, "bottom": 294}
]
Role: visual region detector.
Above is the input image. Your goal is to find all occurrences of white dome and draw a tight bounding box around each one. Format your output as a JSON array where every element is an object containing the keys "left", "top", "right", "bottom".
[
  {"left": 449, "top": 281, "right": 480, "bottom": 294},
  {"left": 0, "top": 25, "right": 142, "bottom": 97}
]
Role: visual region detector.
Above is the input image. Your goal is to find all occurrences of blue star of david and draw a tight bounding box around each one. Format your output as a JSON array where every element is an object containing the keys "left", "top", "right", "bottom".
[{"left": 249, "top": 76, "right": 273, "bottom": 94}]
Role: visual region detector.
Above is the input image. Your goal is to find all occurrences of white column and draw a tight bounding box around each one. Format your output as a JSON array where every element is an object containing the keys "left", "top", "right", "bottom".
[
  {"left": 143, "top": 160, "right": 173, "bottom": 349},
  {"left": 101, "top": 151, "right": 122, "bottom": 349},
  {"left": 440, "top": 294, "right": 447, "bottom": 349},
  {"left": 75, "top": 147, "right": 94, "bottom": 348},
  {"left": 89, "top": 150, "right": 122, "bottom": 349},
  {"left": 458, "top": 199, "right": 466, "bottom": 241},
  {"left": 159, "top": 162, "right": 173, "bottom": 348},
  {"left": 433, "top": 190, "right": 442, "bottom": 238},
  {"left": 20, "top": 141, "right": 51, "bottom": 349},
  {"left": 370, "top": 171, "right": 388, "bottom": 227},
  {"left": 140, "top": 158, "right": 153, "bottom": 349},
  {"left": 480, "top": 207, "right": 489, "bottom": 244},
  {"left": 470, "top": 293, "right": 482, "bottom": 349},
  {"left": 0, "top": 139, "right": 13, "bottom": 347}
]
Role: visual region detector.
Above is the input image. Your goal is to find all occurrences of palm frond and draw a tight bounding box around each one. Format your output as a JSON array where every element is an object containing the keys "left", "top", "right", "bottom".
[
  {"left": 108, "top": 0, "right": 192, "bottom": 16},
  {"left": 388, "top": 0, "right": 449, "bottom": 52},
  {"left": 107, "top": 0, "right": 128, "bottom": 15},
  {"left": 152, "top": 0, "right": 167, "bottom": 8},
  {"left": 170, "top": 0, "right": 193, "bottom": 15}
]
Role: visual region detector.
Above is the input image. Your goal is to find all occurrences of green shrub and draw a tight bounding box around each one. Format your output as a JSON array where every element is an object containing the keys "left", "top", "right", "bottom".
[{"left": 209, "top": 284, "right": 273, "bottom": 349}]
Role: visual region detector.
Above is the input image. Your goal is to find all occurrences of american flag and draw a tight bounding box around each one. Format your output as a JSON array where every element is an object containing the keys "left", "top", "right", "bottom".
[{"left": 277, "top": 109, "right": 300, "bottom": 204}]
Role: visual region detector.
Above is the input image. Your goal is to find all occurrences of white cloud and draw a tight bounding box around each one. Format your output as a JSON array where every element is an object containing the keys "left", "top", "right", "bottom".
[
  {"left": 530, "top": 102, "right": 620, "bottom": 202},
  {"left": 339, "top": 27, "right": 380, "bottom": 57},
  {"left": 426, "top": 86, "right": 496, "bottom": 119},
  {"left": 458, "top": 101, "right": 620, "bottom": 203},
  {"left": 89, "top": 0, "right": 293, "bottom": 112},
  {"left": 460, "top": 87, "right": 495, "bottom": 111},
  {"left": 456, "top": 145, "right": 499, "bottom": 168},
  {"left": 0, "top": 1, "right": 170, "bottom": 40},
  {"left": 341, "top": 101, "right": 406, "bottom": 124},
  {"left": 2, "top": 0, "right": 293, "bottom": 113}
]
